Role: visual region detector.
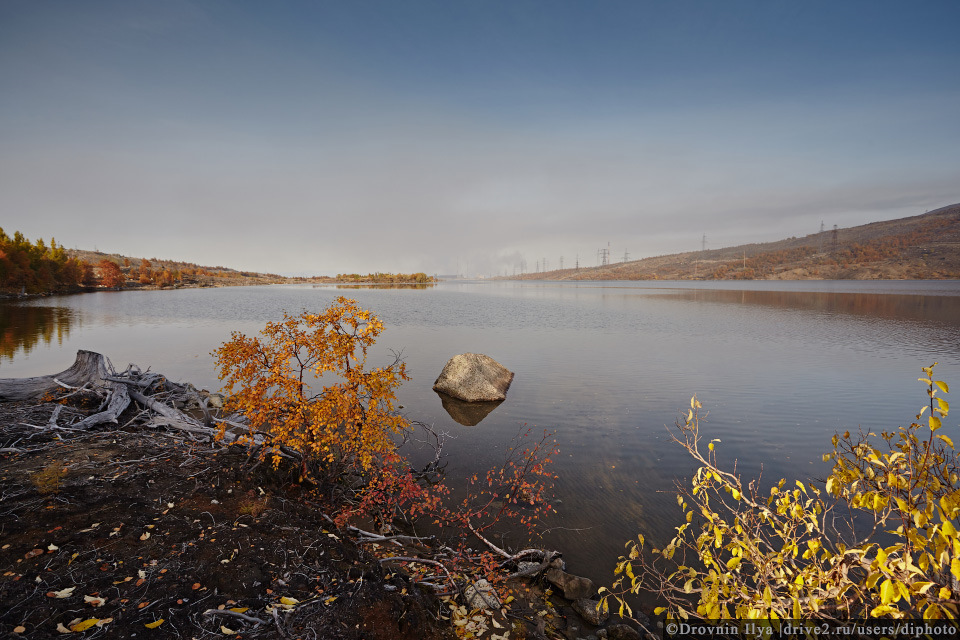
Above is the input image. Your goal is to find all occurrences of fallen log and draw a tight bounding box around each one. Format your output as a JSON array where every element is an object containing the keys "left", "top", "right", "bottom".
[{"left": 0, "top": 350, "right": 110, "bottom": 402}]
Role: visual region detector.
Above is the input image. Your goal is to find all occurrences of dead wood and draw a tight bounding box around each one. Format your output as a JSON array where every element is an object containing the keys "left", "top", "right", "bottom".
[{"left": 0, "top": 350, "right": 109, "bottom": 402}]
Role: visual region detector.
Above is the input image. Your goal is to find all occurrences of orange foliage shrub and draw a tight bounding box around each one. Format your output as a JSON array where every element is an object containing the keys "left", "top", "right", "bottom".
[{"left": 213, "top": 297, "right": 410, "bottom": 473}]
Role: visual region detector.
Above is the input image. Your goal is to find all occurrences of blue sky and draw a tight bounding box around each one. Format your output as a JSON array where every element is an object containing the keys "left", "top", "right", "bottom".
[{"left": 2, "top": 1, "right": 958, "bottom": 276}]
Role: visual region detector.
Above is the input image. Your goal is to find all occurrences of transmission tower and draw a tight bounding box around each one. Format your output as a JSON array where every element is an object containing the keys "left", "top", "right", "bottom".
[
  {"left": 832, "top": 224, "right": 839, "bottom": 252},
  {"left": 622, "top": 249, "right": 629, "bottom": 263},
  {"left": 559, "top": 256, "right": 564, "bottom": 270}
]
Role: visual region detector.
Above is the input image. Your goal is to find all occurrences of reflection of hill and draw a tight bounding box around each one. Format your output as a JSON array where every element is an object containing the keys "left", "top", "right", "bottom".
[
  {"left": 0, "top": 305, "right": 75, "bottom": 362},
  {"left": 649, "top": 289, "right": 960, "bottom": 325}
]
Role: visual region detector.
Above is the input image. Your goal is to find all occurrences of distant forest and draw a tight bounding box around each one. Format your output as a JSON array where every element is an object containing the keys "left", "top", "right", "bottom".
[
  {"left": 0, "top": 229, "right": 287, "bottom": 296},
  {"left": 0, "top": 229, "right": 96, "bottom": 295},
  {"left": 334, "top": 272, "right": 437, "bottom": 284}
]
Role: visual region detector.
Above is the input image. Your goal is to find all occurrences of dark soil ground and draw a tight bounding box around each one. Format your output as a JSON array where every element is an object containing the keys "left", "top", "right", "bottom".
[
  {"left": 0, "top": 399, "right": 457, "bottom": 640},
  {"left": 1, "top": 397, "right": 647, "bottom": 640}
]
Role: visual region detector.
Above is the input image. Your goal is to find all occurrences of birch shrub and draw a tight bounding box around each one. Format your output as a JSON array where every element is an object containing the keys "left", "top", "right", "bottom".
[
  {"left": 604, "top": 364, "right": 957, "bottom": 620},
  {"left": 213, "top": 296, "right": 410, "bottom": 474}
]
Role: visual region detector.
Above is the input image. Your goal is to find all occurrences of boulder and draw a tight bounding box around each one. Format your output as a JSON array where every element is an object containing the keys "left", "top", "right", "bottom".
[
  {"left": 572, "top": 598, "right": 609, "bottom": 626},
  {"left": 545, "top": 567, "right": 596, "bottom": 600},
  {"left": 464, "top": 579, "right": 500, "bottom": 610},
  {"left": 432, "top": 353, "right": 514, "bottom": 402},
  {"left": 606, "top": 624, "right": 644, "bottom": 640}
]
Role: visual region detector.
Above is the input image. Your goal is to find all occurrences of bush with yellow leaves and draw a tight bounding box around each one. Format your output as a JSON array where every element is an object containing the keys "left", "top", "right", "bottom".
[
  {"left": 603, "top": 363, "right": 957, "bottom": 621},
  {"left": 213, "top": 296, "right": 410, "bottom": 475}
]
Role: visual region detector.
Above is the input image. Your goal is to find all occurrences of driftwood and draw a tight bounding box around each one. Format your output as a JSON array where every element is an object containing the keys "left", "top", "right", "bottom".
[
  {"left": 0, "top": 350, "right": 110, "bottom": 402},
  {"left": 0, "top": 350, "right": 240, "bottom": 440}
]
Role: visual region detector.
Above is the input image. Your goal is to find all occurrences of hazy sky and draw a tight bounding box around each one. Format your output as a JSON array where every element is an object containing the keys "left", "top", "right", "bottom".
[{"left": 2, "top": 1, "right": 959, "bottom": 276}]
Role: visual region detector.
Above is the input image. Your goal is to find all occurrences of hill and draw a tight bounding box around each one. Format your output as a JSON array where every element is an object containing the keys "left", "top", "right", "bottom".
[
  {"left": 65, "top": 249, "right": 289, "bottom": 289},
  {"left": 508, "top": 203, "right": 960, "bottom": 281}
]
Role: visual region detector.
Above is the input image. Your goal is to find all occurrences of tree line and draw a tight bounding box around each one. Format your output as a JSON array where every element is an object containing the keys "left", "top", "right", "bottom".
[
  {"left": 335, "top": 272, "right": 436, "bottom": 284},
  {"left": 0, "top": 229, "right": 97, "bottom": 295}
]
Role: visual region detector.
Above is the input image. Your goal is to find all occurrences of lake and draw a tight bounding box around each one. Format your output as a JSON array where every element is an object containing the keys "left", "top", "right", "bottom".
[{"left": 3, "top": 280, "right": 960, "bottom": 592}]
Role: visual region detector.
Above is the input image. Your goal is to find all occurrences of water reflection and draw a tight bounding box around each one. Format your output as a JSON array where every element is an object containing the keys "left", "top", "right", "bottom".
[
  {"left": 0, "top": 305, "right": 76, "bottom": 363},
  {"left": 319, "top": 284, "right": 436, "bottom": 290},
  {"left": 646, "top": 288, "right": 960, "bottom": 324},
  {"left": 436, "top": 392, "right": 504, "bottom": 426}
]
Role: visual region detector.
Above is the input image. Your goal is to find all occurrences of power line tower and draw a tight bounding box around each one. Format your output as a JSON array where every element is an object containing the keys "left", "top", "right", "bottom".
[
  {"left": 543, "top": 258, "right": 548, "bottom": 272},
  {"left": 598, "top": 246, "right": 610, "bottom": 266},
  {"left": 575, "top": 254, "right": 579, "bottom": 270},
  {"left": 701, "top": 234, "right": 708, "bottom": 253},
  {"left": 622, "top": 249, "right": 629, "bottom": 263},
  {"left": 832, "top": 224, "right": 839, "bottom": 253},
  {"left": 559, "top": 256, "right": 564, "bottom": 270},
  {"left": 818, "top": 220, "right": 825, "bottom": 253}
]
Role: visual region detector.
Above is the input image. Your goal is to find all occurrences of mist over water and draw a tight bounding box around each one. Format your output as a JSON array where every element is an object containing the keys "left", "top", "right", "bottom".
[{"left": 3, "top": 280, "right": 959, "bottom": 587}]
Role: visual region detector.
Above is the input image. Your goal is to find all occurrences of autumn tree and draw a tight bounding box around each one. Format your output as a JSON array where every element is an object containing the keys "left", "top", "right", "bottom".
[
  {"left": 213, "top": 296, "right": 410, "bottom": 474},
  {"left": 139, "top": 258, "right": 153, "bottom": 284},
  {"left": 605, "top": 364, "right": 956, "bottom": 621},
  {"left": 97, "top": 259, "right": 124, "bottom": 288}
]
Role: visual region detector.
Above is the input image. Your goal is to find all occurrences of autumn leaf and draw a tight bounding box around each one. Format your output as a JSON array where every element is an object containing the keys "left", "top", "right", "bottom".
[
  {"left": 70, "top": 619, "right": 100, "bottom": 632},
  {"left": 144, "top": 619, "right": 164, "bottom": 629}
]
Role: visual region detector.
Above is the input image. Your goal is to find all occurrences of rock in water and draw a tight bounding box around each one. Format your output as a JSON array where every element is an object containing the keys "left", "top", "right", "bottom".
[{"left": 432, "top": 353, "right": 514, "bottom": 402}]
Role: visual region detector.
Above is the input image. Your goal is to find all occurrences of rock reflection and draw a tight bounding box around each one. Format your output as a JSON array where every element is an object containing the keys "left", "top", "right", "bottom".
[
  {"left": 0, "top": 305, "right": 75, "bottom": 362},
  {"left": 436, "top": 391, "right": 504, "bottom": 426}
]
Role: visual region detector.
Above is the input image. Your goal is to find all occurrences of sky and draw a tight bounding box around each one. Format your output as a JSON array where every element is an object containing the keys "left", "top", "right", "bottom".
[{"left": 1, "top": 1, "right": 959, "bottom": 277}]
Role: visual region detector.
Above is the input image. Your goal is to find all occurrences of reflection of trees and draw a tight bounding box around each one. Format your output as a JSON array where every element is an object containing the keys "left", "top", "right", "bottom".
[
  {"left": 0, "top": 305, "right": 75, "bottom": 362},
  {"left": 333, "top": 283, "right": 436, "bottom": 290}
]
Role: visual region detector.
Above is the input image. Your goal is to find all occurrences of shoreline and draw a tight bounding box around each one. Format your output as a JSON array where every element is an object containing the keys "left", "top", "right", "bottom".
[{"left": 0, "top": 355, "right": 654, "bottom": 640}]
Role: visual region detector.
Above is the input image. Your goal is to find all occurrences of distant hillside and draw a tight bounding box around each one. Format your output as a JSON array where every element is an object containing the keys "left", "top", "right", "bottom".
[
  {"left": 66, "top": 249, "right": 289, "bottom": 288},
  {"left": 508, "top": 203, "right": 960, "bottom": 281}
]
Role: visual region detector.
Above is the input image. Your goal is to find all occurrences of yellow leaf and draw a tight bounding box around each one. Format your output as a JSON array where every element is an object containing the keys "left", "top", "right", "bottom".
[
  {"left": 228, "top": 607, "right": 249, "bottom": 613},
  {"left": 938, "top": 435, "right": 954, "bottom": 449},
  {"left": 726, "top": 557, "right": 742, "bottom": 570},
  {"left": 935, "top": 381, "right": 949, "bottom": 393},
  {"left": 221, "top": 626, "right": 237, "bottom": 635},
  {"left": 279, "top": 596, "right": 299, "bottom": 606},
  {"left": 880, "top": 579, "right": 895, "bottom": 605},
  {"left": 144, "top": 619, "right": 164, "bottom": 629},
  {"left": 70, "top": 619, "right": 100, "bottom": 632},
  {"left": 930, "top": 416, "right": 942, "bottom": 431}
]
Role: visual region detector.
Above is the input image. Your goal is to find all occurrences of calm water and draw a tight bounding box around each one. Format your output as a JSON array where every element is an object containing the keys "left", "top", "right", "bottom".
[{"left": 3, "top": 280, "right": 960, "bottom": 589}]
